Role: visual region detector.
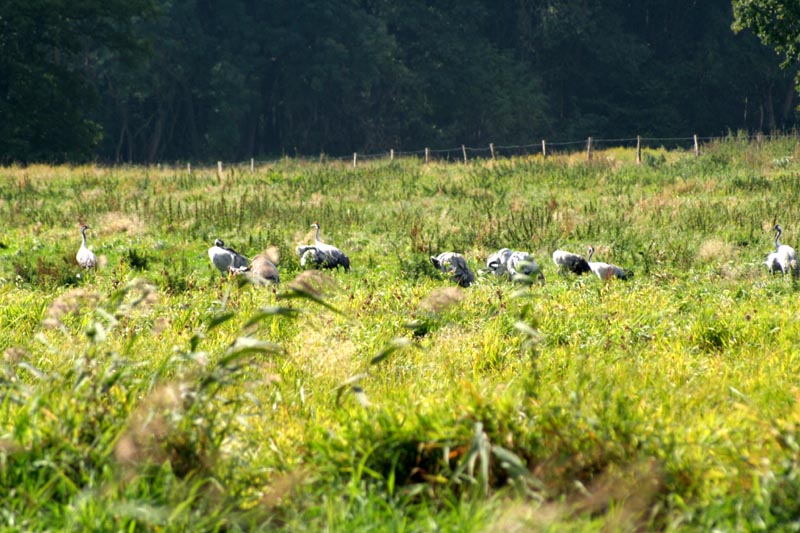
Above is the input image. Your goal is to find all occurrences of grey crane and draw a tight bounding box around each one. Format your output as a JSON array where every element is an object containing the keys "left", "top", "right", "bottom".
[
  {"left": 295, "top": 222, "right": 350, "bottom": 271},
  {"left": 247, "top": 253, "right": 280, "bottom": 284},
  {"left": 586, "top": 246, "right": 633, "bottom": 281},
  {"left": 430, "top": 252, "right": 475, "bottom": 287},
  {"left": 552, "top": 249, "right": 591, "bottom": 275},
  {"left": 208, "top": 238, "right": 249, "bottom": 275},
  {"left": 765, "top": 224, "right": 799, "bottom": 276},
  {"left": 487, "top": 248, "right": 544, "bottom": 283},
  {"left": 76, "top": 223, "right": 97, "bottom": 269}
]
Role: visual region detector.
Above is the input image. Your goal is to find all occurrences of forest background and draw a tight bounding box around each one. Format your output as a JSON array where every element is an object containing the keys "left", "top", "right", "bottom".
[{"left": 2, "top": 0, "right": 798, "bottom": 165}]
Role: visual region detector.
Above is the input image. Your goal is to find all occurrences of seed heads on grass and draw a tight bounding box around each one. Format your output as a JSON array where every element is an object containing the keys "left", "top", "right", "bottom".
[
  {"left": 419, "top": 287, "right": 465, "bottom": 314},
  {"left": 42, "top": 288, "right": 101, "bottom": 329}
]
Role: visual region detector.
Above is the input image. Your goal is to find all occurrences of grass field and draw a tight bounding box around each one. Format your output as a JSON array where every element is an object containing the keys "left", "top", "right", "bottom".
[{"left": 4, "top": 136, "right": 800, "bottom": 530}]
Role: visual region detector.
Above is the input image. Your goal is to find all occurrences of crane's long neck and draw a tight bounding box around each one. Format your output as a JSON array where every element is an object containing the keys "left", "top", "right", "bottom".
[
  {"left": 81, "top": 227, "right": 88, "bottom": 246},
  {"left": 776, "top": 229, "right": 782, "bottom": 250},
  {"left": 587, "top": 247, "right": 594, "bottom": 261},
  {"left": 314, "top": 225, "right": 322, "bottom": 244}
]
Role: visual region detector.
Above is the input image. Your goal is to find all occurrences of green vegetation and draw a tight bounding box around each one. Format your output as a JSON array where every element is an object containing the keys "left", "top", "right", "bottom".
[{"left": 4, "top": 137, "right": 800, "bottom": 530}]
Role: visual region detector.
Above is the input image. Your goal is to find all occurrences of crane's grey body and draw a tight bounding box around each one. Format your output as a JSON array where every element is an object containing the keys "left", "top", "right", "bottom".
[
  {"left": 249, "top": 254, "right": 280, "bottom": 284},
  {"left": 430, "top": 252, "right": 475, "bottom": 287},
  {"left": 586, "top": 246, "right": 632, "bottom": 281},
  {"left": 208, "top": 239, "right": 248, "bottom": 275},
  {"left": 766, "top": 224, "right": 799, "bottom": 276},
  {"left": 76, "top": 224, "right": 97, "bottom": 269},
  {"left": 552, "top": 249, "right": 591, "bottom": 275},
  {"left": 230, "top": 253, "right": 280, "bottom": 284},
  {"left": 296, "top": 223, "right": 350, "bottom": 271},
  {"left": 487, "top": 248, "right": 544, "bottom": 282}
]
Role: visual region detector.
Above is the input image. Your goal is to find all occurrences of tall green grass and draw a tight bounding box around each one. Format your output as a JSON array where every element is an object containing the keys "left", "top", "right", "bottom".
[{"left": 3, "top": 135, "right": 800, "bottom": 529}]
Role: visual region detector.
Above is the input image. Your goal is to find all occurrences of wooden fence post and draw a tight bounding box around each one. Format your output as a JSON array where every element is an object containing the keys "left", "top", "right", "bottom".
[
  {"left": 587, "top": 137, "right": 593, "bottom": 161},
  {"left": 462, "top": 144, "right": 467, "bottom": 165},
  {"left": 541, "top": 139, "right": 547, "bottom": 158},
  {"left": 250, "top": 158, "right": 254, "bottom": 172},
  {"left": 425, "top": 147, "right": 430, "bottom": 164},
  {"left": 353, "top": 152, "right": 358, "bottom": 168},
  {"left": 187, "top": 162, "right": 191, "bottom": 175},
  {"left": 489, "top": 143, "right": 495, "bottom": 159},
  {"left": 636, "top": 135, "right": 642, "bottom": 165},
  {"left": 390, "top": 148, "right": 394, "bottom": 161},
  {"left": 693, "top": 134, "right": 699, "bottom": 157},
  {"left": 217, "top": 161, "right": 223, "bottom": 175}
]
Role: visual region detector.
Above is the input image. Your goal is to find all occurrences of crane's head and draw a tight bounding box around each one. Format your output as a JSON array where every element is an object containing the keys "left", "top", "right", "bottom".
[
  {"left": 310, "top": 222, "right": 320, "bottom": 229},
  {"left": 774, "top": 224, "right": 783, "bottom": 233},
  {"left": 79, "top": 223, "right": 90, "bottom": 232},
  {"left": 586, "top": 245, "right": 595, "bottom": 259},
  {"left": 214, "top": 238, "right": 224, "bottom": 247}
]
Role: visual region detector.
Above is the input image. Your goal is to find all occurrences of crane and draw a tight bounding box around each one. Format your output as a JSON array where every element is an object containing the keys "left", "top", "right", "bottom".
[
  {"left": 430, "top": 252, "right": 475, "bottom": 287},
  {"left": 247, "top": 253, "right": 280, "bottom": 284},
  {"left": 295, "top": 222, "right": 350, "bottom": 271},
  {"left": 208, "top": 239, "right": 248, "bottom": 275},
  {"left": 586, "top": 246, "right": 633, "bottom": 280},
  {"left": 76, "top": 223, "right": 97, "bottom": 269},
  {"left": 552, "top": 249, "right": 591, "bottom": 275},
  {"left": 765, "top": 224, "right": 799, "bottom": 276},
  {"left": 487, "top": 248, "right": 544, "bottom": 282}
]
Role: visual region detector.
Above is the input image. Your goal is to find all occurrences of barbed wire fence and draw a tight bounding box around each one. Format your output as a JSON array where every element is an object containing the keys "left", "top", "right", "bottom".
[{"left": 194, "top": 131, "right": 782, "bottom": 174}]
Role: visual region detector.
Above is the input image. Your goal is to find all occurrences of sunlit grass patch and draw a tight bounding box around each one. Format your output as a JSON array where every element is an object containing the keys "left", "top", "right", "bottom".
[{"left": 5, "top": 140, "right": 800, "bottom": 529}]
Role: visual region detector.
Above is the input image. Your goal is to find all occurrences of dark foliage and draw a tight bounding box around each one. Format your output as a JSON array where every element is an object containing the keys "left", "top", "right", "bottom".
[{"left": 1, "top": 0, "right": 798, "bottom": 164}]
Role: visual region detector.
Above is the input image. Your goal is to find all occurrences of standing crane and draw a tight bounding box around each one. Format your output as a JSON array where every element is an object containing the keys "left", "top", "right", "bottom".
[
  {"left": 765, "top": 224, "right": 799, "bottom": 276},
  {"left": 586, "top": 246, "right": 633, "bottom": 280},
  {"left": 208, "top": 239, "right": 249, "bottom": 275},
  {"left": 295, "top": 222, "right": 350, "bottom": 271},
  {"left": 430, "top": 252, "right": 475, "bottom": 287},
  {"left": 76, "top": 223, "right": 97, "bottom": 269}
]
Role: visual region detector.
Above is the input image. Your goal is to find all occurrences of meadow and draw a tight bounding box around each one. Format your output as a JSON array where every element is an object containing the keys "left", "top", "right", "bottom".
[{"left": 3, "top": 136, "right": 800, "bottom": 530}]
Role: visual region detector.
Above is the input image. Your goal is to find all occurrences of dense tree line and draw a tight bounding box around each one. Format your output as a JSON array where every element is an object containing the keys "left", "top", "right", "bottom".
[{"left": 1, "top": 0, "right": 797, "bottom": 164}]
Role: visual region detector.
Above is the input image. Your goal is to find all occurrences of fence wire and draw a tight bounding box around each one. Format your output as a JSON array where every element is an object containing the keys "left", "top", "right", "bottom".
[{"left": 207, "top": 132, "right": 793, "bottom": 169}]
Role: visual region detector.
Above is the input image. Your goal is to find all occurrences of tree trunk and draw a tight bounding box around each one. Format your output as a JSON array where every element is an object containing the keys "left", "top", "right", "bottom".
[{"left": 147, "top": 113, "right": 164, "bottom": 163}]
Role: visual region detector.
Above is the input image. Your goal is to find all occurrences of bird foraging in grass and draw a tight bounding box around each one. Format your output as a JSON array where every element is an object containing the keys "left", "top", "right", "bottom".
[
  {"left": 76, "top": 223, "right": 97, "bottom": 269},
  {"left": 296, "top": 222, "right": 350, "bottom": 271},
  {"left": 249, "top": 252, "right": 280, "bottom": 284},
  {"left": 486, "top": 248, "right": 544, "bottom": 283},
  {"left": 765, "top": 224, "right": 799, "bottom": 276},
  {"left": 208, "top": 239, "right": 249, "bottom": 275},
  {"left": 552, "top": 248, "right": 591, "bottom": 275},
  {"left": 586, "top": 246, "right": 633, "bottom": 281},
  {"left": 430, "top": 252, "right": 475, "bottom": 287}
]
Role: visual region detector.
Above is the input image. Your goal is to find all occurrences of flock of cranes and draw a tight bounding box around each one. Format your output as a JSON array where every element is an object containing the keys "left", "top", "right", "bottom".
[{"left": 75, "top": 221, "right": 800, "bottom": 285}]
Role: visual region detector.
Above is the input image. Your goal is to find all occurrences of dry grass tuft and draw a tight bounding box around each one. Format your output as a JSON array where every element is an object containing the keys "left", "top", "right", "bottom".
[
  {"left": 115, "top": 381, "right": 193, "bottom": 469},
  {"left": 419, "top": 287, "right": 464, "bottom": 314},
  {"left": 698, "top": 239, "right": 735, "bottom": 264},
  {"left": 288, "top": 270, "right": 336, "bottom": 298},
  {"left": 42, "top": 288, "right": 101, "bottom": 329},
  {"left": 99, "top": 212, "right": 147, "bottom": 236},
  {"left": 3, "top": 346, "right": 27, "bottom": 365},
  {"left": 492, "top": 459, "right": 664, "bottom": 532}
]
